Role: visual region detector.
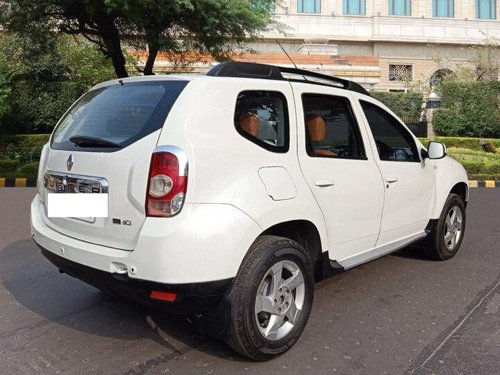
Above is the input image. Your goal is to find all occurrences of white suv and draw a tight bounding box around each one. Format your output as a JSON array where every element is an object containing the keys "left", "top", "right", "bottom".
[{"left": 31, "top": 62, "right": 468, "bottom": 360}]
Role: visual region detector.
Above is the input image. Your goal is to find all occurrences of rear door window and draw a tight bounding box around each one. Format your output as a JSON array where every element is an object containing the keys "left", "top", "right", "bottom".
[
  {"left": 51, "top": 80, "right": 188, "bottom": 152},
  {"left": 302, "top": 94, "right": 366, "bottom": 159}
]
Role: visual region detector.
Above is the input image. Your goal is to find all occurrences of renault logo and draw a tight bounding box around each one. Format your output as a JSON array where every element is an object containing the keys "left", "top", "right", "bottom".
[{"left": 67, "top": 154, "right": 74, "bottom": 171}]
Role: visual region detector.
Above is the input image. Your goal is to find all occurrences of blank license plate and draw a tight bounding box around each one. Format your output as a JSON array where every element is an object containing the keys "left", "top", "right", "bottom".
[{"left": 47, "top": 193, "right": 108, "bottom": 218}]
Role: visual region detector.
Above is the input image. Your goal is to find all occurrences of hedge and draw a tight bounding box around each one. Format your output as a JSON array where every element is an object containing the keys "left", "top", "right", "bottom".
[
  {"left": 418, "top": 136, "right": 500, "bottom": 151},
  {"left": 16, "top": 161, "right": 39, "bottom": 177},
  {"left": 1, "top": 81, "right": 80, "bottom": 134},
  {"left": 0, "top": 134, "right": 50, "bottom": 163},
  {"left": 0, "top": 159, "right": 20, "bottom": 174},
  {"left": 433, "top": 81, "right": 500, "bottom": 138},
  {"left": 370, "top": 91, "right": 424, "bottom": 120}
]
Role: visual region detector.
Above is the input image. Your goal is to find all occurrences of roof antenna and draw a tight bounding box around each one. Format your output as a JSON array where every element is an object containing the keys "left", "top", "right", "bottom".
[
  {"left": 276, "top": 40, "right": 298, "bottom": 69},
  {"left": 276, "top": 40, "right": 308, "bottom": 81}
]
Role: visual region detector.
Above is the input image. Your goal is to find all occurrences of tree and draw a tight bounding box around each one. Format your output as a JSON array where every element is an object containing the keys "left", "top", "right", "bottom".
[
  {"left": 430, "top": 33, "right": 500, "bottom": 82},
  {"left": 0, "top": 0, "right": 276, "bottom": 78},
  {"left": 0, "top": 33, "right": 115, "bottom": 133}
]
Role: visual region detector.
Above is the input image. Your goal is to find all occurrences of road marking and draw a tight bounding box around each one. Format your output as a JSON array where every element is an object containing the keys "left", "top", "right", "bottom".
[{"left": 409, "top": 277, "right": 500, "bottom": 373}]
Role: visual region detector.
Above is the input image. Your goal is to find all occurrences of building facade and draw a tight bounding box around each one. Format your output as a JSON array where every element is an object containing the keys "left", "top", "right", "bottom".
[{"left": 251, "top": 0, "right": 500, "bottom": 91}]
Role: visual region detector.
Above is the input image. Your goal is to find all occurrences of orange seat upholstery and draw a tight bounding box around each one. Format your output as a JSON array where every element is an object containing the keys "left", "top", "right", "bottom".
[
  {"left": 240, "top": 112, "right": 260, "bottom": 137},
  {"left": 306, "top": 115, "right": 337, "bottom": 157}
]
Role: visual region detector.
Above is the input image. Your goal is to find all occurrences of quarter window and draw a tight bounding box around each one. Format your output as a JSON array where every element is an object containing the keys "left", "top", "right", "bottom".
[
  {"left": 361, "top": 101, "right": 420, "bottom": 162},
  {"left": 302, "top": 94, "right": 366, "bottom": 159},
  {"left": 234, "top": 91, "right": 289, "bottom": 153}
]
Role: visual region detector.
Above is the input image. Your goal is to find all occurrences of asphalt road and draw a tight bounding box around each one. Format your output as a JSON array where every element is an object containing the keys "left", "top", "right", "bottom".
[{"left": 0, "top": 188, "right": 499, "bottom": 375}]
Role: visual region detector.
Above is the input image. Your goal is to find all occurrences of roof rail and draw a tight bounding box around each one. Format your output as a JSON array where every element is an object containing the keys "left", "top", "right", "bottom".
[{"left": 207, "top": 62, "right": 370, "bottom": 96}]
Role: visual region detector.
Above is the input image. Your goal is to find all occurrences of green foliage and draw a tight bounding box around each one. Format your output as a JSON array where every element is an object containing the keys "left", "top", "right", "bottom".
[
  {"left": 0, "top": 33, "right": 115, "bottom": 134},
  {"left": 58, "top": 37, "right": 117, "bottom": 90},
  {"left": 2, "top": 0, "right": 276, "bottom": 77},
  {"left": 15, "top": 161, "right": 39, "bottom": 177},
  {"left": 370, "top": 91, "right": 424, "bottom": 120},
  {"left": 418, "top": 136, "right": 500, "bottom": 151},
  {"left": 447, "top": 148, "right": 500, "bottom": 180},
  {"left": 0, "top": 159, "right": 20, "bottom": 174},
  {"left": 0, "top": 73, "right": 11, "bottom": 121},
  {"left": 4, "top": 81, "right": 80, "bottom": 134},
  {"left": 0, "top": 134, "right": 50, "bottom": 163},
  {"left": 433, "top": 81, "right": 500, "bottom": 138},
  {"left": 417, "top": 137, "right": 500, "bottom": 180}
]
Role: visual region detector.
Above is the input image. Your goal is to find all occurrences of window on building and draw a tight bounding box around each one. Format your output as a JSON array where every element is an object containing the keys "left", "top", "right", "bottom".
[
  {"left": 476, "top": 0, "right": 496, "bottom": 19},
  {"left": 389, "top": 65, "right": 413, "bottom": 81},
  {"left": 298, "top": 0, "right": 321, "bottom": 13},
  {"left": 432, "top": 0, "right": 454, "bottom": 17},
  {"left": 343, "top": 0, "right": 366, "bottom": 15},
  {"left": 389, "top": 0, "right": 411, "bottom": 16}
]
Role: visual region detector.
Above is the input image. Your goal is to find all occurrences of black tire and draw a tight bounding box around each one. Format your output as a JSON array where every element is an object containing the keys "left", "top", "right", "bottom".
[
  {"left": 226, "top": 235, "right": 314, "bottom": 361},
  {"left": 423, "top": 193, "right": 466, "bottom": 261}
]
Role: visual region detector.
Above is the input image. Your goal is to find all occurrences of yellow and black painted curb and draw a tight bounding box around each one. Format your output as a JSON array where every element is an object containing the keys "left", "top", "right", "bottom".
[
  {"left": 0, "top": 177, "right": 499, "bottom": 188},
  {"left": 0, "top": 177, "right": 37, "bottom": 188},
  {"left": 468, "top": 180, "right": 499, "bottom": 188}
]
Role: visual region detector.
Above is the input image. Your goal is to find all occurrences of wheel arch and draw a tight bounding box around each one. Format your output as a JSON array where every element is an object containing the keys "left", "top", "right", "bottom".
[
  {"left": 261, "top": 219, "right": 332, "bottom": 282},
  {"left": 450, "top": 182, "right": 469, "bottom": 205},
  {"left": 431, "top": 179, "right": 469, "bottom": 219},
  {"left": 430, "top": 157, "right": 469, "bottom": 219}
]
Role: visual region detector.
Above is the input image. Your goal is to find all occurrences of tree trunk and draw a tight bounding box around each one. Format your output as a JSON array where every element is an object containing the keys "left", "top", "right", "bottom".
[
  {"left": 143, "top": 45, "right": 158, "bottom": 75},
  {"left": 95, "top": 12, "right": 129, "bottom": 78}
]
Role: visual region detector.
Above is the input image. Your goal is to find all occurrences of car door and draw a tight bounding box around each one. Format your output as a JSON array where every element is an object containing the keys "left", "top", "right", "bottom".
[
  {"left": 356, "top": 97, "right": 436, "bottom": 246},
  {"left": 293, "top": 83, "right": 385, "bottom": 262}
]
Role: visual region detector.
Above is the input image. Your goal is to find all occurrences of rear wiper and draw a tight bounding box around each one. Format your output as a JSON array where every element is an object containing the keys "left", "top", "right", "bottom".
[{"left": 69, "top": 135, "right": 122, "bottom": 148}]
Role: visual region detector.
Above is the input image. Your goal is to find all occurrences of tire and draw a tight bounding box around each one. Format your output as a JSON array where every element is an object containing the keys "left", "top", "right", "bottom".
[
  {"left": 226, "top": 235, "right": 314, "bottom": 361},
  {"left": 423, "top": 193, "right": 466, "bottom": 261}
]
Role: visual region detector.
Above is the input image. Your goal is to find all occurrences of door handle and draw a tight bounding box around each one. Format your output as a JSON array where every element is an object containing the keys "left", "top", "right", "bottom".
[
  {"left": 385, "top": 177, "right": 399, "bottom": 183},
  {"left": 315, "top": 179, "right": 335, "bottom": 187}
]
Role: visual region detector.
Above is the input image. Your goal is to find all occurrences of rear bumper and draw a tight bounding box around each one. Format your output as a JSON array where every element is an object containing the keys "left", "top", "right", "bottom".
[
  {"left": 31, "top": 194, "right": 262, "bottom": 284},
  {"left": 38, "top": 244, "right": 232, "bottom": 314}
]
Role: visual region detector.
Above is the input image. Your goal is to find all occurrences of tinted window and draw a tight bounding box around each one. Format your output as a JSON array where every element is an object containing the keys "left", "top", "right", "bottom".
[
  {"left": 302, "top": 94, "right": 366, "bottom": 159},
  {"left": 361, "top": 101, "right": 420, "bottom": 162},
  {"left": 234, "top": 91, "right": 289, "bottom": 153},
  {"left": 51, "top": 81, "right": 188, "bottom": 152}
]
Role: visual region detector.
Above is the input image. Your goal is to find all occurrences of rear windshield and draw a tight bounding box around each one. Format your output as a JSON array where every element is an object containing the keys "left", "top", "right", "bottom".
[{"left": 51, "top": 80, "right": 188, "bottom": 151}]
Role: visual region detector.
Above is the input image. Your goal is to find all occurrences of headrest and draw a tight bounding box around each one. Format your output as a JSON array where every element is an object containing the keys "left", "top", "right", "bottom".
[
  {"left": 307, "top": 115, "right": 327, "bottom": 142},
  {"left": 240, "top": 112, "right": 259, "bottom": 137}
]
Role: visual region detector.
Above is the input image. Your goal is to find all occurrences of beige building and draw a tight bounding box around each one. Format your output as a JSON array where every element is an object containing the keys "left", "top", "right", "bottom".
[
  {"left": 252, "top": 0, "right": 500, "bottom": 91},
  {"left": 147, "top": 1, "right": 499, "bottom": 92}
]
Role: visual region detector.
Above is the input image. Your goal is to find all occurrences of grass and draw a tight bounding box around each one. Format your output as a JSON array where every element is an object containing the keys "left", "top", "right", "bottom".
[{"left": 446, "top": 147, "right": 500, "bottom": 180}]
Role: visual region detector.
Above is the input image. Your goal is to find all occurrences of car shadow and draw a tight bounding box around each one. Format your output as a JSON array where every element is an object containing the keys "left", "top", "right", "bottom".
[{"left": 0, "top": 239, "right": 249, "bottom": 365}]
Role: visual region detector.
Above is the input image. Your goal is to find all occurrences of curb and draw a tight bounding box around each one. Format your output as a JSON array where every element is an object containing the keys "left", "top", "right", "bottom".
[
  {"left": 0, "top": 177, "right": 37, "bottom": 188},
  {"left": 468, "top": 180, "right": 499, "bottom": 188},
  {"left": 0, "top": 178, "right": 499, "bottom": 188}
]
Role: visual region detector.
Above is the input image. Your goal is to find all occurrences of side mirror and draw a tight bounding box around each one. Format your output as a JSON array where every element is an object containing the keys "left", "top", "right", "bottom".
[{"left": 427, "top": 141, "right": 447, "bottom": 159}]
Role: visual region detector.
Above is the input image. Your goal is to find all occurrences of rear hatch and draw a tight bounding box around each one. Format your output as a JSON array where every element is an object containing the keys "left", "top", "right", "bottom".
[{"left": 40, "top": 79, "right": 188, "bottom": 250}]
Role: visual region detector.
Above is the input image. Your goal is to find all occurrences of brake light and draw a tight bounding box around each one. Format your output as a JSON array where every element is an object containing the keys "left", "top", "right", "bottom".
[{"left": 146, "top": 151, "right": 188, "bottom": 217}]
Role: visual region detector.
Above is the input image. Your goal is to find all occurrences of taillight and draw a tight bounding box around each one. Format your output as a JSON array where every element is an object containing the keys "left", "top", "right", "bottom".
[{"left": 146, "top": 151, "right": 188, "bottom": 217}]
